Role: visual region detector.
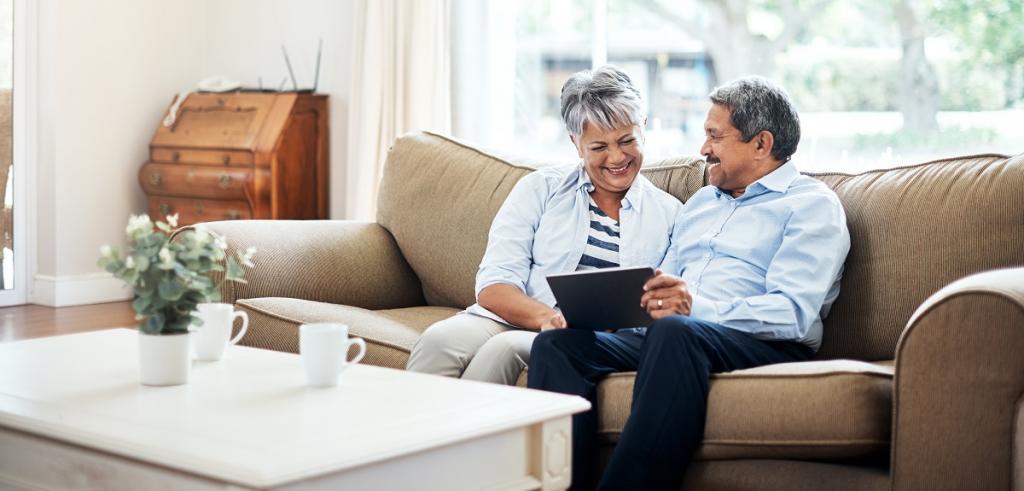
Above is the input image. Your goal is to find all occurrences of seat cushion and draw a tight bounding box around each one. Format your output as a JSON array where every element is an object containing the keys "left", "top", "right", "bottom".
[
  {"left": 597, "top": 360, "right": 894, "bottom": 460},
  {"left": 236, "top": 297, "right": 459, "bottom": 369}
]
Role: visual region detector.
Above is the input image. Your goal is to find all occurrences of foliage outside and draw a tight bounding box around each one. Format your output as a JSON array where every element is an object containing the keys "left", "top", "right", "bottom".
[{"left": 98, "top": 214, "right": 255, "bottom": 335}]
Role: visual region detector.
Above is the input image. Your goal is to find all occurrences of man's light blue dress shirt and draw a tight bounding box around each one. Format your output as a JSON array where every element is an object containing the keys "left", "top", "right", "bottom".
[
  {"left": 663, "top": 161, "right": 850, "bottom": 351},
  {"left": 469, "top": 163, "right": 684, "bottom": 325}
]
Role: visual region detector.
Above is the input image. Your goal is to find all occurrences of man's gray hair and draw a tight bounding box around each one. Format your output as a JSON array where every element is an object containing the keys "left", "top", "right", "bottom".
[
  {"left": 709, "top": 77, "right": 801, "bottom": 162},
  {"left": 560, "top": 65, "right": 645, "bottom": 136}
]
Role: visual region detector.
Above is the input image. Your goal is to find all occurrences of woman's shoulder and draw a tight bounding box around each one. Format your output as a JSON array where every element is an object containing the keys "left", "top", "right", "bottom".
[
  {"left": 512, "top": 163, "right": 583, "bottom": 194},
  {"left": 634, "top": 175, "right": 685, "bottom": 213}
]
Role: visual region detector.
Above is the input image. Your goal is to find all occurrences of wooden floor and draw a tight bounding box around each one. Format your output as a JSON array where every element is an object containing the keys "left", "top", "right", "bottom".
[{"left": 0, "top": 301, "right": 136, "bottom": 343}]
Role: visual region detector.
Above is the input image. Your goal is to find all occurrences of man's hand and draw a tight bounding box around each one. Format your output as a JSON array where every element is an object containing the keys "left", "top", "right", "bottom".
[
  {"left": 540, "top": 312, "right": 568, "bottom": 331},
  {"left": 640, "top": 269, "right": 693, "bottom": 319}
]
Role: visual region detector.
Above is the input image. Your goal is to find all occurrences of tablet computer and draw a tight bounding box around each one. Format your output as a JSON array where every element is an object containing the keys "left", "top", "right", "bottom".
[{"left": 546, "top": 266, "right": 655, "bottom": 331}]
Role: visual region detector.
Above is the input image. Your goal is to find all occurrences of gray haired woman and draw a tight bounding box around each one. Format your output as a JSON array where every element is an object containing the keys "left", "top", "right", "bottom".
[{"left": 406, "top": 65, "right": 682, "bottom": 384}]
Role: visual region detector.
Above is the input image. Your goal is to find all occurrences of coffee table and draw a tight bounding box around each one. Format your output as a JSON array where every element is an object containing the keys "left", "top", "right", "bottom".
[{"left": 0, "top": 329, "right": 589, "bottom": 490}]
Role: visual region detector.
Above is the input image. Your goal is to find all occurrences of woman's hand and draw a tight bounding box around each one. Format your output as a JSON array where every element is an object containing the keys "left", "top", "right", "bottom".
[
  {"left": 540, "top": 312, "right": 568, "bottom": 331},
  {"left": 640, "top": 269, "right": 693, "bottom": 319}
]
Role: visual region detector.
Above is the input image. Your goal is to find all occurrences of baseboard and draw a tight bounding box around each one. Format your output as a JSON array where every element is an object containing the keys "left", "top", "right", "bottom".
[{"left": 30, "top": 273, "right": 132, "bottom": 307}]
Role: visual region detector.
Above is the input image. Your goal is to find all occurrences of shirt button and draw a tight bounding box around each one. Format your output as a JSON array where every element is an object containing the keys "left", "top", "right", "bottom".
[{"left": 703, "top": 253, "right": 712, "bottom": 259}]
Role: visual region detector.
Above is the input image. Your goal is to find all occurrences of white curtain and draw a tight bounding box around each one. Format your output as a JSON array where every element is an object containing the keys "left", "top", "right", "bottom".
[{"left": 345, "top": 0, "right": 452, "bottom": 221}]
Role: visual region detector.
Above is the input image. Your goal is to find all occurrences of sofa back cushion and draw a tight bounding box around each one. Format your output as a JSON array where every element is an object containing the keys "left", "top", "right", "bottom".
[
  {"left": 379, "top": 132, "right": 1024, "bottom": 361},
  {"left": 377, "top": 131, "right": 705, "bottom": 309},
  {"left": 809, "top": 154, "right": 1024, "bottom": 360}
]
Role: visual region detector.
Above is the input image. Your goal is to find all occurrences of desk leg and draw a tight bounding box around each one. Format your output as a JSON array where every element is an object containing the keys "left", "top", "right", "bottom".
[{"left": 531, "top": 416, "right": 572, "bottom": 490}]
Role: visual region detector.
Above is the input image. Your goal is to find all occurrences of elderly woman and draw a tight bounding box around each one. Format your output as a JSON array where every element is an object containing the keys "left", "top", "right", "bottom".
[{"left": 405, "top": 65, "right": 682, "bottom": 385}]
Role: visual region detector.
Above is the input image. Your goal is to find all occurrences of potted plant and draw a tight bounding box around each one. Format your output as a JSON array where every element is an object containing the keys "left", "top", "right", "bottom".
[{"left": 98, "top": 214, "right": 255, "bottom": 386}]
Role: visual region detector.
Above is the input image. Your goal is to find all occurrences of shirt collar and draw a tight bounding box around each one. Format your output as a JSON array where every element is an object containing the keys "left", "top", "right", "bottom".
[
  {"left": 577, "top": 164, "right": 645, "bottom": 211},
  {"left": 715, "top": 160, "right": 799, "bottom": 199}
]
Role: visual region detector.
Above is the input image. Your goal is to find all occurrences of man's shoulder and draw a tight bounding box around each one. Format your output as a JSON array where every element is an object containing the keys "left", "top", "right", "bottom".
[{"left": 787, "top": 175, "right": 843, "bottom": 205}]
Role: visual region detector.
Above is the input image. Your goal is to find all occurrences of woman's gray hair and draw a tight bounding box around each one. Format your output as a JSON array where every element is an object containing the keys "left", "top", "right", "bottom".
[
  {"left": 709, "top": 77, "right": 801, "bottom": 162},
  {"left": 560, "top": 65, "right": 645, "bottom": 136}
]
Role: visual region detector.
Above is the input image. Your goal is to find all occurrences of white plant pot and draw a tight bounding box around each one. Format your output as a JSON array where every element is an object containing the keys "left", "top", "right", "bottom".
[{"left": 138, "top": 331, "right": 192, "bottom": 386}]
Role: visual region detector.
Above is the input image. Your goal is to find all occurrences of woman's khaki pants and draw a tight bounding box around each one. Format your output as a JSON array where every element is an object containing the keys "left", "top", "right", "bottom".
[{"left": 405, "top": 313, "right": 536, "bottom": 385}]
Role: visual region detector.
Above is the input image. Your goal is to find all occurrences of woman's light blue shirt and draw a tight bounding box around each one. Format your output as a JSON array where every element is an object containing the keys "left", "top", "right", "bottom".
[{"left": 468, "top": 163, "right": 683, "bottom": 325}]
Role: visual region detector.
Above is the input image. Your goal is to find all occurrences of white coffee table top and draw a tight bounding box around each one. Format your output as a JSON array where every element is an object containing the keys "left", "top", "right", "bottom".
[{"left": 0, "top": 329, "right": 589, "bottom": 488}]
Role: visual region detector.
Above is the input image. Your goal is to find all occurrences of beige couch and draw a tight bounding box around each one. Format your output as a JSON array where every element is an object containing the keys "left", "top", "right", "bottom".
[{"left": 203, "top": 132, "right": 1024, "bottom": 490}]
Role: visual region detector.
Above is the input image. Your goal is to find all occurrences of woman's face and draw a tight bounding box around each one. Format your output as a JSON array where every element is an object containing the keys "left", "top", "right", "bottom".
[{"left": 572, "top": 122, "right": 644, "bottom": 197}]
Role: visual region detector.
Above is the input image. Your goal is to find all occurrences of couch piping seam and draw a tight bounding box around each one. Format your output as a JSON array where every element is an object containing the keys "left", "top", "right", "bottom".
[
  {"left": 603, "top": 370, "right": 893, "bottom": 381},
  {"left": 237, "top": 301, "right": 415, "bottom": 354},
  {"left": 808, "top": 152, "right": 1012, "bottom": 177}
]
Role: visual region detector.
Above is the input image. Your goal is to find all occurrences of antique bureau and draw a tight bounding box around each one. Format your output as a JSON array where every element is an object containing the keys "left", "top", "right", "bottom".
[{"left": 139, "top": 92, "right": 328, "bottom": 226}]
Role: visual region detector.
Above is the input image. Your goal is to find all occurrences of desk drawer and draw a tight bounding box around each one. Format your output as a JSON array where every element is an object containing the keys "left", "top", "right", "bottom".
[
  {"left": 148, "top": 197, "right": 252, "bottom": 225},
  {"left": 150, "top": 148, "right": 254, "bottom": 166},
  {"left": 140, "top": 162, "right": 251, "bottom": 200}
]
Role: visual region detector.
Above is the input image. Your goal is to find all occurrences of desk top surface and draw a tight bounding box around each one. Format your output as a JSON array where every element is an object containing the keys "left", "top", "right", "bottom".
[{"left": 0, "top": 329, "right": 588, "bottom": 487}]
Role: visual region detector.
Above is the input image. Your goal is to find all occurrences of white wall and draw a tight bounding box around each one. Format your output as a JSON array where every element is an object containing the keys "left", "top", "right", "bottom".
[
  {"left": 33, "top": 0, "right": 209, "bottom": 305},
  {"left": 30, "top": 0, "right": 354, "bottom": 306},
  {"left": 203, "top": 0, "right": 354, "bottom": 220}
]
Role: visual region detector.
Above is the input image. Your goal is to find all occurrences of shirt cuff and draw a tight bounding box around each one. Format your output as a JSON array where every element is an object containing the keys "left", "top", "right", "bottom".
[{"left": 689, "top": 294, "right": 720, "bottom": 323}]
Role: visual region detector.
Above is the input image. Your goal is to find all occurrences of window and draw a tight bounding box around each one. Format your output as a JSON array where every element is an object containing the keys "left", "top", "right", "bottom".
[
  {"left": 452, "top": 0, "right": 1024, "bottom": 172},
  {"left": 0, "top": 0, "right": 12, "bottom": 291}
]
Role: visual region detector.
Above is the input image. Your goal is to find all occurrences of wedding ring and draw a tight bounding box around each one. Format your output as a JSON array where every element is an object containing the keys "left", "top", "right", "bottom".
[{"left": 657, "top": 299, "right": 663, "bottom": 308}]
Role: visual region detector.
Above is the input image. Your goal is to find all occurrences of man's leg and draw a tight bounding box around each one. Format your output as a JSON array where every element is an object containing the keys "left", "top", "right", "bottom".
[
  {"left": 528, "top": 328, "right": 646, "bottom": 490},
  {"left": 598, "top": 316, "right": 812, "bottom": 491}
]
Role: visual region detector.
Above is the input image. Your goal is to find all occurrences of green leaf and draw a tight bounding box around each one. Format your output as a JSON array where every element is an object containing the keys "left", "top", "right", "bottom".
[
  {"left": 158, "top": 279, "right": 185, "bottom": 301},
  {"left": 225, "top": 256, "right": 244, "bottom": 281},
  {"left": 141, "top": 313, "right": 164, "bottom": 335},
  {"left": 132, "top": 295, "right": 151, "bottom": 313},
  {"left": 132, "top": 254, "right": 150, "bottom": 272}
]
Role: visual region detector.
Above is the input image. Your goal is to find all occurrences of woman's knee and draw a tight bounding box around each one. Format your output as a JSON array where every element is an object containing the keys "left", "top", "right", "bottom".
[
  {"left": 479, "top": 331, "right": 535, "bottom": 358},
  {"left": 407, "top": 315, "right": 496, "bottom": 373}
]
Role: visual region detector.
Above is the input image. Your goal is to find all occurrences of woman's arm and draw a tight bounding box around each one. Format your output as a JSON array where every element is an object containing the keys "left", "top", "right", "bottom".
[{"left": 479, "top": 284, "right": 565, "bottom": 331}]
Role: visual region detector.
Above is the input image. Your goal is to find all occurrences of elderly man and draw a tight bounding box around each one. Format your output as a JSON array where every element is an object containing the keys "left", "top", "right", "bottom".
[{"left": 527, "top": 77, "right": 851, "bottom": 490}]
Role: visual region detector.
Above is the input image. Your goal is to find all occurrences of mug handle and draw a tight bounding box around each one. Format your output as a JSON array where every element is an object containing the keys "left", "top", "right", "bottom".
[
  {"left": 343, "top": 337, "right": 366, "bottom": 369},
  {"left": 229, "top": 310, "right": 249, "bottom": 345}
]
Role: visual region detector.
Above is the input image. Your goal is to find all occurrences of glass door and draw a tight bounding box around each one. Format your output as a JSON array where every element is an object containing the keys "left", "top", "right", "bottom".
[{"left": 0, "top": 0, "right": 26, "bottom": 306}]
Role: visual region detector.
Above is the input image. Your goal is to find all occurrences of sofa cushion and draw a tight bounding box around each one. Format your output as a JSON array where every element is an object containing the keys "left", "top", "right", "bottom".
[
  {"left": 377, "top": 131, "right": 707, "bottom": 310},
  {"left": 235, "top": 297, "right": 459, "bottom": 370},
  {"left": 810, "top": 153, "right": 1024, "bottom": 360},
  {"left": 597, "top": 360, "right": 893, "bottom": 460}
]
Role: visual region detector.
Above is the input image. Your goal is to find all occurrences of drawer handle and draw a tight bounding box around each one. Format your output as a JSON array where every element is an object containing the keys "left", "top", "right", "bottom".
[
  {"left": 172, "top": 151, "right": 181, "bottom": 162},
  {"left": 226, "top": 210, "right": 241, "bottom": 220},
  {"left": 159, "top": 203, "right": 171, "bottom": 216},
  {"left": 222, "top": 154, "right": 231, "bottom": 165},
  {"left": 149, "top": 171, "right": 162, "bottom": 186},
  {"left": 194, "top": 202, "right": 204, "bottom": 214},
  {"left": 218, "top": 174, "right": 232, "bottom": 189}
]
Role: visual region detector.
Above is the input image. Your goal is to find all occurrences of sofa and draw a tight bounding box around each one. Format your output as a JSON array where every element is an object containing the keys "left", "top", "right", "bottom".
[{"left": 202, "top": 131, "right": 1024, "bottom": 490}]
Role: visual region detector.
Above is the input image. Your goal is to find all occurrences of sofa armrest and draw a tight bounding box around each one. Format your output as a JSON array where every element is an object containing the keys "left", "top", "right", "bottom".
[
  {"left": 892, "top": 267, "right": 1024, "bottom": 490},
  {"left": 182, "top": 220, "right": 426, "bottom": 310}
]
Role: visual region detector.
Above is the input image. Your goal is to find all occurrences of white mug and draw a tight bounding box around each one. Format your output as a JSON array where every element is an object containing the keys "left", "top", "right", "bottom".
[
  {"left": 299, "top": 323, "right": 366, "bottom": 387},
  {"left": 193, "top": 303, "right": 249, "bottom": 361}
]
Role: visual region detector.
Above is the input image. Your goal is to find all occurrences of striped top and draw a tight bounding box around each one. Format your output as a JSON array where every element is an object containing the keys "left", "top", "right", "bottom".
[{"left": 577, "top": 197, "right": 621, "bottom": 270}]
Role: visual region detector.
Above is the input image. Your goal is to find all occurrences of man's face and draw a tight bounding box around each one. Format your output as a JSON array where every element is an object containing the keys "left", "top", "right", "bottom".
[{"left": 700, "top": 104, "right": 763, "bottom": 195}]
